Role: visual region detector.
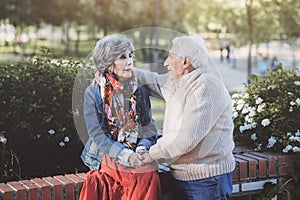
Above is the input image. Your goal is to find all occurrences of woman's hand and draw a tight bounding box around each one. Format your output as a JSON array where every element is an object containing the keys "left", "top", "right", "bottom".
[
  {"left": 128, "top": 153, "right": 144, "bottom": 168},
  {"left": 136, "top": 145, "right": 147, "bottom": 155},
  {"left": 140, "top": 152, "right": 154, "bottom": 164}
]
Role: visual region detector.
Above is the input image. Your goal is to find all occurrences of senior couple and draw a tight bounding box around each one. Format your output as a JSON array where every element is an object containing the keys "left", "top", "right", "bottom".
[{"left": 79, "top": 33, "right": 235, "bottom": 200}]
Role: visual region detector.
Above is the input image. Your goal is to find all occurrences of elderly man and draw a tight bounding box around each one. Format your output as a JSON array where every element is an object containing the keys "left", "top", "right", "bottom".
[{"left": 135, "top": 35, "right": 235, "bottom": 200}]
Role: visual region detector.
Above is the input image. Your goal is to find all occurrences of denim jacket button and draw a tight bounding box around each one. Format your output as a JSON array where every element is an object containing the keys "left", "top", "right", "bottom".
[{"left": 92, "top": 160, "right": 98, "bottom": 166}]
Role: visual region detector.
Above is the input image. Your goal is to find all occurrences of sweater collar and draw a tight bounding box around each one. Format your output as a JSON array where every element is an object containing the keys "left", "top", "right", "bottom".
[{"left": 177, "top": 66, "right": 209, "bottom": 86}]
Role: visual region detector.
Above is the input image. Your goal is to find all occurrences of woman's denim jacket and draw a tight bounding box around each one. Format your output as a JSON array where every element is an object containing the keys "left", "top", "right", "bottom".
[{"left": 81, "top": 83, "right": 158, "bottom": 170}]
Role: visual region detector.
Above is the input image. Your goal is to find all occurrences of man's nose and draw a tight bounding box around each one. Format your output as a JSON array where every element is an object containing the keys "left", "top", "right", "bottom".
[{"left": 163, "top": 60, "right": 168, "bottom": 67}]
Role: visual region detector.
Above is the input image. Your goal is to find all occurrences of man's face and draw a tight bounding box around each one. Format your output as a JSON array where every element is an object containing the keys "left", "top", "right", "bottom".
[{"left": 164, "top": 46, "right": 185, "bottom": 81}]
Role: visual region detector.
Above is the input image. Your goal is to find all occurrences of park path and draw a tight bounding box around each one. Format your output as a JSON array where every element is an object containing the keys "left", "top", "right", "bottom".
[{"left": 209, "top": 41, "right": 300, "bottom": 92}]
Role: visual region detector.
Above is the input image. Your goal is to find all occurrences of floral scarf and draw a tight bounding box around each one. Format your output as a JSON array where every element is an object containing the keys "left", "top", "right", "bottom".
[{"left": 94, "top": 70, "right": 140, "bottom": 150}]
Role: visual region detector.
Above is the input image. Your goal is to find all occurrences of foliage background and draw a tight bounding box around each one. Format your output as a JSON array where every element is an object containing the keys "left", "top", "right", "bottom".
[{"left": 0, "top": 50, "right": 92, "bottom": 181}]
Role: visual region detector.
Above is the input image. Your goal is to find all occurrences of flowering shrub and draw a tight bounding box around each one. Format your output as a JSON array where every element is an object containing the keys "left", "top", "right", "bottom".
[
  {"left": 0, "top": 49, "right": 92, "bottom": 181},
  {"left": 232, "top": 65, "right": 300, "bottom": 153}
]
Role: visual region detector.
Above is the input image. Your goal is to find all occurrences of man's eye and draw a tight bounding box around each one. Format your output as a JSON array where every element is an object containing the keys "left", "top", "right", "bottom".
[{"left": 120, "top": 55, "right": 126, "bottom": 59}]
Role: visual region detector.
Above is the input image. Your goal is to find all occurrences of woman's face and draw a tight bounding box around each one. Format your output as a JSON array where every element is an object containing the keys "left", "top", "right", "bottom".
[{"left": 113, "top": 51, "right": 134, "bottom": 81}]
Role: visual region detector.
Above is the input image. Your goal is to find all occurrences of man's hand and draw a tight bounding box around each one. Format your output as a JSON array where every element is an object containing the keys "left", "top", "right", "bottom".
[{"left": 128, "top": 153, "right": 144, "bottom": 168}]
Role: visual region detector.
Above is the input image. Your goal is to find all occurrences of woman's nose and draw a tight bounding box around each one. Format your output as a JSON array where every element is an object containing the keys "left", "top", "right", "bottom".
[{"left": 126, "top": 57, "right": 133, "bottom": 65}]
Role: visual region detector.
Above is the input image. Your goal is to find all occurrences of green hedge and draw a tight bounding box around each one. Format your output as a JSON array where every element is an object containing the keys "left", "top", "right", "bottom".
[{"left": 0, "top": 49, "right": 93, "bottom": 182}]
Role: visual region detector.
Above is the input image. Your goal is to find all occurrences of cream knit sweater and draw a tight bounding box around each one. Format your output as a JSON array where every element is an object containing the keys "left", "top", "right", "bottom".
[{"left": 135, "top": 67, "right": 235, "bottom": 181}]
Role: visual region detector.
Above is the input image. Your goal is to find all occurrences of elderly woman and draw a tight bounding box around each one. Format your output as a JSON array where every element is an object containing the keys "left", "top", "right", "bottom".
[{"left": 79, "top": 34, "right": 161, "bottom": 200}]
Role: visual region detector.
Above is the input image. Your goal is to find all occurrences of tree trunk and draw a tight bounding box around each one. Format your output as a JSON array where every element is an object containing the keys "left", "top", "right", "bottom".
[
  {"left": 246, "top": 0, "right": 254, "bottom": 81},
  {"left": 64, "top": 23, "right": 71, "bottom": 56},
  {"left": 151, "top": 0, "right": 160, "bottom": 72},
  {"left": 75, "top": 27, "right": 81, "bottom": 56},
  {"left": 33, "top": 26, "right": 39, "bottom": 55}
]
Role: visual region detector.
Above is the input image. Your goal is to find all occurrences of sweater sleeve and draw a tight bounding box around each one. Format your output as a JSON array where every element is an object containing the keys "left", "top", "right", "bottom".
[
  {"left": 134, "top": 69, "right": 168, "bottom": 100},
  {"left": 149, "top": 79, "right": 226, "bottom": 160}
]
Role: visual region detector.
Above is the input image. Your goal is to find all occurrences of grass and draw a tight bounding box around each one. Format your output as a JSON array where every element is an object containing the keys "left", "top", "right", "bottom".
[
  {"left": 0, "top": 39, "right": 95, "bottom": 59},
  {"left": 150, "top": 97, "right": 166, "bottom": 130}
]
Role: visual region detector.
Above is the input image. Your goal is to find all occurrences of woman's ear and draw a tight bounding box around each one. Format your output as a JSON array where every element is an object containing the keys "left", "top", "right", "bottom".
[{"left": 108, "top": 65, "right": 114, "bottom": 73}]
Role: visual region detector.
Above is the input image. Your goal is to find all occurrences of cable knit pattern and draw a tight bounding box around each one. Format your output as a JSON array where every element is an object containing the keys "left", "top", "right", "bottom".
[{"left": 136, "top": 67, "right": 235, "bottom": 181}]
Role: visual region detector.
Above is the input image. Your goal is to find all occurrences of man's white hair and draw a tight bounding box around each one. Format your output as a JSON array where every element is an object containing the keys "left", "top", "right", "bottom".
[{"left": 172, "top": 34, "right": 208, "bottom": 68}]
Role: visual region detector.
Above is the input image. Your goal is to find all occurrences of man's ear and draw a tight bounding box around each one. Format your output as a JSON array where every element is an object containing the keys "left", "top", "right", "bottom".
[{"left": 183, "top": 57, "right": 191, "bottom": 68}]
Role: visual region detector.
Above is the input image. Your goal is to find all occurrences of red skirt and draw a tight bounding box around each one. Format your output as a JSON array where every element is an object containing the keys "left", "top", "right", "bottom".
[{"left": 79, "top": 154, "right": 162, "bottom": 200}]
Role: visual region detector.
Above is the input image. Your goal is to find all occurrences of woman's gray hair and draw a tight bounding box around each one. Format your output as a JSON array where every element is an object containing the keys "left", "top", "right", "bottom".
[
  {"left": 172, "top": 35, "right": 208, "bottom": 68},
  {"left": 92, "top": 34, "right": 134, "bottom": 72}
]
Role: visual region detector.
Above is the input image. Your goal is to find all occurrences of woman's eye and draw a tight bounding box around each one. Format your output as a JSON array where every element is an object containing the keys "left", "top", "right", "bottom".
[{"left": 120, "top": 55, "right": 126, "bottom": 59}]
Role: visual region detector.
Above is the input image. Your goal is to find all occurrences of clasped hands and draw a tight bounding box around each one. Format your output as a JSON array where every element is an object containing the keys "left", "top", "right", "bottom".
[{"left": 128, "top": 148, "right": 154, "bottom": 168}]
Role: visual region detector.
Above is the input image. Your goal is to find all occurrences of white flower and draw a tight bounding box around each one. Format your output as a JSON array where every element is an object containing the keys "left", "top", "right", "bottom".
[
  {"left": 289, "top": 107, "right": 293, "bottom": 112},
  {"left": 261, "top": 118, "right": 270, "bottom": 127},
  {"left": 296, "top": 98, "right": 300, "bottom": 106},
  {"left": 268, "top": 85, "right": 276, "bottom": 90},
  {"left": 290, "top": 101, "right": 296, "bottom": 106},
  {"left": 239, "top": 126, "right": 244, "bottom": 133},
  {"left": 48, "top": 129, "right": 55, "bottom": 135},
  {"left": 255, "top": 97, "right": 263, "bottom": 104},
  {"left": 267, "top": 136, "right": 276, "bottom": 148},
  {"left": 255, "top": 143, "right": 262, "bottom": 151},
  {"left": 231, "top": 100, "right": 236, "bottom": 107},
  {"left": 257, "top": 103, "right": 266, "bottom": 113},
  {"left": 232, "top": 111, "right": 239, "bottom": 119},
  {"left": 231, "top": 93, "right": 240, "bottom": 99},
  {"left": 243, "top": 93, "right": 249, "bottom": 98},
  {"left": 236, "top": 99, "right": 245, "bottom": 111},
  {"left": 287, "top": 132, "right": 292, "bottom": 137},
  {"left": 73, "top": 108, "right": 80, "bottom": 117},
  {"left": 64, "top": 136, "right": 70, "bottom": 143},
  {"left": 289, "top": 136, "right": 300, "bottom": 142},
  {"left": 242, "top": 107, "right": 250, "bottom": 114},
  {"left": 292, "top": 146, "right": 300, "bottom": 152},
  {"left": 252, "top": 122, "right": 257, "bottom": 128},
  {"left": 287, "top": 92, "right": 293, "bottom": 95},
  {"left": 282, "top": 145, "right": 293, "bottom": 153},
  {"left": 294, "top": 81, "right": 300, "bottom": 86},
  {"left": 0, "top": 136, "right": 7, "bottom": 144},
  {"left": 59, "top": 141, "right": 65, "bottom": 147},
  {"left": 248, "top": 109, "right": 256, "bottom": 117},
  {"left": 251, "top": 133, "right": 257, "bottom": 141},
  {"left": 239, "top": 123, "right": 256, "bottom": 132},
  {"left": 295, "top": 130, "right": 300, "bottom": 137},
  {"left": 245, "top": 115, "right": 253, "bottom": 123},
  {"left": 236, "top": 104, "right": 243, "bottom": 111}
]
